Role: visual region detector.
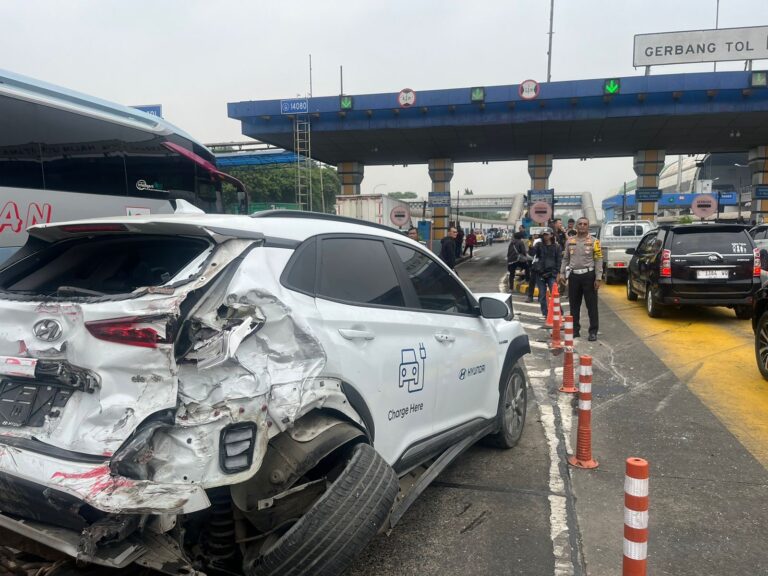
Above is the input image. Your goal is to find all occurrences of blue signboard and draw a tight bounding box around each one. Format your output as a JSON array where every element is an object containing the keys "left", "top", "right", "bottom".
[
  {"left": 528, "top": 189, "right": 554, "bottom": 204},
  {"left": 280, "top": 99, "right": 309, "bottom": 114},
  {"left": 636, "top": 188, "right": 662, "bottom": 202},
  {"left": 132, "top": 104, "right": 162, "bottom": 117},
  {"left": 754, "top": 186, "right": 768, "bottom": 199},
  {"left": 429, "top": 192, "right": 451, "bottom": 207}
]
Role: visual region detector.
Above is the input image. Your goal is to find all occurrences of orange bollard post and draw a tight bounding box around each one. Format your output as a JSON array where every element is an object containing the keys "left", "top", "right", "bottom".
[
  {"left": 623, "top": 458, "right": 649, "bottom": 576},
  {"left": 568, "top": 355, "right": 599, "bottom": 469},
  {"left": 551, "top": 286, "right": 562, "bottom": 349},
  {"left": 545, "top": 286, "right": 554, "bottom": 327},
  {"left": 559, "top": 315, "right": 578, "bottom": 393}
]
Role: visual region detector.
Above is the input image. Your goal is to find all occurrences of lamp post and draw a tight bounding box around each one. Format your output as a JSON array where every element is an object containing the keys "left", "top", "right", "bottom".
[{"left": 373, "top": 183, "right": 387, "bottom": 195}]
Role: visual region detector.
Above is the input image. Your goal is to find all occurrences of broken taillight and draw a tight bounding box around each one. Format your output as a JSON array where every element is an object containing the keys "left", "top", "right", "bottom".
[
  {"left": 86, "top": 317, "right": 167, "bottom": 348},
  {"left": 660, "top": 249, "right": 672, "bottom": 278},
  {"left": 754, "top": 247, "right": 761, "bottom": 278}
]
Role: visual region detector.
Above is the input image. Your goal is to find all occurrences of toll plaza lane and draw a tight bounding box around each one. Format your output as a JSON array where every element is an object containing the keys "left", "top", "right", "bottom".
[
  {"left": 347, "top": 242, "right": 565, "bottom": 576},
  {"left": 349, "top": 243, "right": 768, "bottom": 576}
]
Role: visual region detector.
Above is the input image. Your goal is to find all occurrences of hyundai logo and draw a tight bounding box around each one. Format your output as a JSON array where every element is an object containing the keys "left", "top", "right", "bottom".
[{"left": 33, "top": 319, "right": 63, "bottom": 342}]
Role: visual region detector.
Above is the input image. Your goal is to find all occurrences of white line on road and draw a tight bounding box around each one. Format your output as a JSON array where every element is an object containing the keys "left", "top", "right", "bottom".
[{"left": 529, "top": 376, "right": 574, "bottom": 576}]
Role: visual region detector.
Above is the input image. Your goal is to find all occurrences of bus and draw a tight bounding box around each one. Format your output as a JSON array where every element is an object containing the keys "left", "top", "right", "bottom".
[{"left": 0, "top": 68, "right": 243, "bottom": 262}]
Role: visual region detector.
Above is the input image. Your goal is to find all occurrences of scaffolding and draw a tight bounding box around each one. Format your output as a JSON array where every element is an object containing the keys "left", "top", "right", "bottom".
[{"left": 293, "top": 114, "right": 312, "bottom": 211}]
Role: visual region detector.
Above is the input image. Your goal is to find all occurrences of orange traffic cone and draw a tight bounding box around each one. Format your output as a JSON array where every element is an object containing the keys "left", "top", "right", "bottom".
[{"left": 545, "top": 285, "right": 554, "bottom": 327}]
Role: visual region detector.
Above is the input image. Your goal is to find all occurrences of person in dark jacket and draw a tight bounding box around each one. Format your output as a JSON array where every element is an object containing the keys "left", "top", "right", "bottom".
[
  {"left": 454, "top": 227, "right": 464, "bottom": 258},
  {"left": 440, "top": 227, "right": 458, "bottom": 269},
  {"left": 464, "top": 230, "right": 477, "bottom": 258},
  {"left": 506, "top": 232, "right": 529, "bottom": 290},
  {"left": 531, "top": 228, "right": 562, "bottom": 316}
]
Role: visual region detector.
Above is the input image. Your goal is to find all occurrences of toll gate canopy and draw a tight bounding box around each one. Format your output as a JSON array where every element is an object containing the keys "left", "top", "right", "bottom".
[{"left": 228, "top": 71, "right": 768, "bottom": 165}]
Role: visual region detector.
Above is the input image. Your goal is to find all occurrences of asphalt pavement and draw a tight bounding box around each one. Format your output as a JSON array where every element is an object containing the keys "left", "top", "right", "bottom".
[{"left": 348, "top": 241, "right": 768, "bottom": 576}]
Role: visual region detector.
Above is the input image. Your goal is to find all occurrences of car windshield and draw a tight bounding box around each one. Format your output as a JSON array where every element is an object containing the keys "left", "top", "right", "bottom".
[{"left": 670, "top": 229, "right": 751, "bottom": 254}]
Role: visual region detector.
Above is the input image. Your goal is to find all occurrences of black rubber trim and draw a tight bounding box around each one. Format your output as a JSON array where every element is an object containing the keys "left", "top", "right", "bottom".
[
  {"left": 392, "top": 417, "right": 493, "bottom": 475},
  {"left": 499, "top": 334, "right": 531, "bottom": 391},
  {"left": 0, "top": 435, "right": 106, "bottom": 464},
  {"left": 340, "top": 382, "right": 375, "bottom": 442},
  {"left": 251, "top": 209, "right": 399, "bottom": 234}
]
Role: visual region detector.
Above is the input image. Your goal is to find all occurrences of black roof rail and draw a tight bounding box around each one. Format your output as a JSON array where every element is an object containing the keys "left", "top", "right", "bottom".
[{"left": 250, "top": 210, "right": 405, "bottom": 234}]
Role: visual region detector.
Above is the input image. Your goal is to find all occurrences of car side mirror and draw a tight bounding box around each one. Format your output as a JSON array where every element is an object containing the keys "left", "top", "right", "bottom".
[
  {"left": 479, "top": 297, "right": 509, "bottom": 319},
  {"left": 625, "top": 247, "right": 636, "bottom": 255}
]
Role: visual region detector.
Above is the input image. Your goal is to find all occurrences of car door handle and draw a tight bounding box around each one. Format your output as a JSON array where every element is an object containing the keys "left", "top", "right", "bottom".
[
  {"left": 434, "top": 332, "right": 456, "bottom": 343},
  {"left": 338, "top": 329, "right": 375, "bottom": 341}
]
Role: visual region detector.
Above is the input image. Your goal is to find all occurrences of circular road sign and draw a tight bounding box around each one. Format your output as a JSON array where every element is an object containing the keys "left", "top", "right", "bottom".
[
  {"left": 530, "top": 201, "right": 552, "bottom": 224},
  {"left": 691, "top": 194, "right": 718, "bottom": 219},
  {"left": 398, "top": 88, "right": 416, "bottom": 108},
  {"left": 390, "top": 205, "right": 411, "bottom": 228},
  {"left": 519, "top": 79, "right": 540, "bottom": 100}
]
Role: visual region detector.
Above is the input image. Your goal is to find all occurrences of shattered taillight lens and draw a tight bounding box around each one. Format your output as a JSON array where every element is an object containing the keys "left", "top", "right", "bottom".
[
  {"left": 86, "top": 316, "right": 168, "bottom": 348},
  {"left": 754, "top": 247, "right": 761, "bottom": 278},
  {"left": 660, "top": 249, "right": 672, "bottom": 278}
]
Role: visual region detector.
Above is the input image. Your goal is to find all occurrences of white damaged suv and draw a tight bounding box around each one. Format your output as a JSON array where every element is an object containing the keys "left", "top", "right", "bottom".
[{"left": 0, "top": 211, "right": 530, "bottom": 576}]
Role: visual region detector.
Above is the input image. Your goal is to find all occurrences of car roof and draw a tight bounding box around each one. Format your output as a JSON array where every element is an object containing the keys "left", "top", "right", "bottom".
[
  {"left": 657, "top": 223, "right": 750, "bottom": 232},
  {"left": 26, "top": 211, "right": 412, "bottom": 244}
]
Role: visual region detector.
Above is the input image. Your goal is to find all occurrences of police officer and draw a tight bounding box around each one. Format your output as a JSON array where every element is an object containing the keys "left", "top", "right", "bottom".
[{"left": 557, "top": 216, "right": 603, "bottom": 341}]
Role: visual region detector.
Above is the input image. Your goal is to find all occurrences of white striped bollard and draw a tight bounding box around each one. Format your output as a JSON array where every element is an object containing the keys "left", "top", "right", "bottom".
[
  {"left": 567, "top": 354, "right": 598, "bottom": 469},
  {"left": 623, "top": 457, "right": 649, "bottom": 576},
  {"left": 559, "top": 315, "right": 577, "bottom": 393}
]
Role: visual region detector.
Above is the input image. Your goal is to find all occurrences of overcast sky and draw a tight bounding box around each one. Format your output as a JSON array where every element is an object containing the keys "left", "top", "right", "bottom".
[{"left": 2, "top": 0, "right": 767, "bottom": 211}]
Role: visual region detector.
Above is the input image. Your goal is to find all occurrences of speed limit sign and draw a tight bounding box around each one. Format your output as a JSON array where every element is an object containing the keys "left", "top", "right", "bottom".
[{"left": 397, "top": 88, "right": 416, "bottom": 107}]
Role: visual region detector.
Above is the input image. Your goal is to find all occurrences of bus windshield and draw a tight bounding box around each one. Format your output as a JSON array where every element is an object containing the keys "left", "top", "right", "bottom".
[{"left": 0, "top": 69, "right": 234, "bottom": 251}]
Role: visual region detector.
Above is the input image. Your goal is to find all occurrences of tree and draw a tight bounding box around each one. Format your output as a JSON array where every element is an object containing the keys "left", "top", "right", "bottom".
[
  {"left": 463, "top": 188, "right": 474, "bottom": 195},
  {"left": 388, "top": 191, "right": 419, "bottom": 200},
  {"left": 219, "top": 163, "right": 340, "bottom": 213}
]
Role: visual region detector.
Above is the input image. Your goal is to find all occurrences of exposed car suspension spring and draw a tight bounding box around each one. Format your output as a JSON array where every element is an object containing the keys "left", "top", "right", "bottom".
[{"left": 203, "top": 489, "right": 238, "bottom": 568}]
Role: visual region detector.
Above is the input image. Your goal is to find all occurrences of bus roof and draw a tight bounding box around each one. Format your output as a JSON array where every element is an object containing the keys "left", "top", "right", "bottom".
[{"left": 0, "top": 68, "right": 205, "bottom": 147}]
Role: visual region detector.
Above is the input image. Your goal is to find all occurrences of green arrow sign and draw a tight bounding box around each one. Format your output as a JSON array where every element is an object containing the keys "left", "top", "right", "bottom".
[
  {"left": 340, "top": 95, "right": 353, "bottom": 110},
  {"left": 604, "top": 78, "right": 620, "bottom": 95},
  {"left": 470, "top": 87, "right": 485, "bottom": 103}
]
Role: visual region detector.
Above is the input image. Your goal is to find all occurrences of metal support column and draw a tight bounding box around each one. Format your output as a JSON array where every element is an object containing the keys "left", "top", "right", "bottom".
[
  {"left": 633, "top": 150, "right": 666, "bottom": 222},
  {"left": 428, "top": 158, "right": 454, "bottom": 251},
  {"left": 337, "top": 161, "right": 364, "bottom": 196}
]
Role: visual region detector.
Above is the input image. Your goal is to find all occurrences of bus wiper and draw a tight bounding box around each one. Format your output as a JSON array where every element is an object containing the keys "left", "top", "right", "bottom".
[{"left": 56, "top": 286, "right": 106, "bottom": 297}]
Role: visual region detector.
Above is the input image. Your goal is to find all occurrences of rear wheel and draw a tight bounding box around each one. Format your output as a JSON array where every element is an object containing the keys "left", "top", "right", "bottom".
[
  {"left": 735, "top": 305, "right": 752, "bottom": 320},
  {"left": 626, "top": 274, "right": 638, "bottom": 301},
  {"left": 485, "top": 361, "right": 528, "bottom": 449},
  {"left": 755, "top": 311, "right": 768, "bottom": 380},
  {"left": 244, "top": 443, "right": 398, "bottom": 576},
  {"left": 646, "top": 286, "right": 663, "bottom": 318}
]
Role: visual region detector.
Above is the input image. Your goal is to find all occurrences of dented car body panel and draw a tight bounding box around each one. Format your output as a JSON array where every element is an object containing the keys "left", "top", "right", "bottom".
[{"left": 0, "top": 213, "right": 530, "bottom": 573}]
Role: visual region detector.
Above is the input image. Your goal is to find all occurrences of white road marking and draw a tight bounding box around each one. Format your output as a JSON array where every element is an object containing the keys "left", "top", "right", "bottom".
[{"left": 529, "top": 376, "right": 574, "bottom": 576}]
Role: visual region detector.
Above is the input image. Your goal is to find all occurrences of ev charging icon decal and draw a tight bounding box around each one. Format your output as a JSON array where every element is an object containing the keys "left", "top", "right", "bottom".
[{"left": 399, "top": 344, "right": 427, "bottom": 393}]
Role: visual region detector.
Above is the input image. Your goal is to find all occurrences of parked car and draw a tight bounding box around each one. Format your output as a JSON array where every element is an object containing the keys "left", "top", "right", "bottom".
[
  {"left": 752, "top": 284, "right": 768, "bottom": 379},
  {"left": 0, "top": 211, "right": 530, "bottom": 576},
  {"left": 626, "top": 223, "right": 761, "bottom": 319},
  {"left": 600, "top": 220, "right": 653, "bottom": 284}
]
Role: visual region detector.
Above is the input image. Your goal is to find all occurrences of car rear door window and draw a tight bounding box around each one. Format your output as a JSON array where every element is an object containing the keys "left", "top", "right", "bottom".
[
  {"left": 392, "top": 243, "right": 473, "bottom": 314},
  {"left": 671, "top": 230, "right": 751, "bottom": 254},
  {"left": 0, "top": 235, "right": 212, "bottom": 296},
  {"left": 317, "top": 238, "right": 405, "bottom": 307}
]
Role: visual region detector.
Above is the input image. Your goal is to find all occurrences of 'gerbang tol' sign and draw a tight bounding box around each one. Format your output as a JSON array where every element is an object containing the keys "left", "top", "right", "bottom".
[{"left": 634, "top": 26, "right": 768, "bottom": 67}]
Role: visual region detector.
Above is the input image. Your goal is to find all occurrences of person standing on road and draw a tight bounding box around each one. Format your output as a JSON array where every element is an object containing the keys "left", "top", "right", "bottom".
[
  {"left": 553, "top": 218, "right": 567, "bottom": 250},
  {"left": 464, "top": 230, "right": 477, "bottom": 258},
  {"left": 454, "top": 227, "right": 464, "bottom": 259},
  {"left": 440, "top": 227, "right": 458, "bottom": 269},
  {"left": 531, "top": 228, "right": 562, "bottom": 317},
  {"left": 526, "top": 231, "right": 542, "bottom": 303},
  {"left": 506, "top": 232, "right": 530, "bottom": 290},
  {"left": 557, "top": 217, "right": 603, "bottom": 341},
  {"left": 565, "top": 218, "right": 576, "bottom": 239}
]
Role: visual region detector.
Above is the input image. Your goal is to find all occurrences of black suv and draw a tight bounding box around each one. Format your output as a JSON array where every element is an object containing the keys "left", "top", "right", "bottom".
[{"left": 626, "top": 223, "right": 760, "bottom": 319}]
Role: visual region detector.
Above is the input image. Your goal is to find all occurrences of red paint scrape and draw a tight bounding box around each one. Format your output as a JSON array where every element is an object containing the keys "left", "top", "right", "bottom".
[{"left": 52, "top": 465, "right": 135, "bottom": 496}]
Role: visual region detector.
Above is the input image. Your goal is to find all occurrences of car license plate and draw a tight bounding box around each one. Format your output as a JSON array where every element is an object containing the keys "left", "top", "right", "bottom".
[{"left": 697, "top": 270, "right": 729, "bottom": 279}]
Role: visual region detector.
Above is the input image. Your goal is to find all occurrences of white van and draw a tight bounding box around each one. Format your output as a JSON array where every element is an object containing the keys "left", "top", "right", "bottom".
[{"left": 600, "top": 220, "right": 654, "bottom": 283}]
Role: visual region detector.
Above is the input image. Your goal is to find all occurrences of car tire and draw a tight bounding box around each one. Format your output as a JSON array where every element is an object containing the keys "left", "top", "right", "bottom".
[
  {"left": 735, "top": 305, "right": 752, "bottom": 320},
  {"left": 626, "top": 274, "right": 638, "bottom": 301},
  {"left": 244, "top": 443, "right": 398, "bottom": 576},
  {"left": 605, "top": 270, "right": 614, "bottom": 285},
  {"left": 646, "top": 286, "right": 663, "bottom": 318},
  {"left": 755, "top": 311, "right": 768, "bottom": 380},
  {"left": 485, "top": 361, "right": 527, "bottom": 449}
]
